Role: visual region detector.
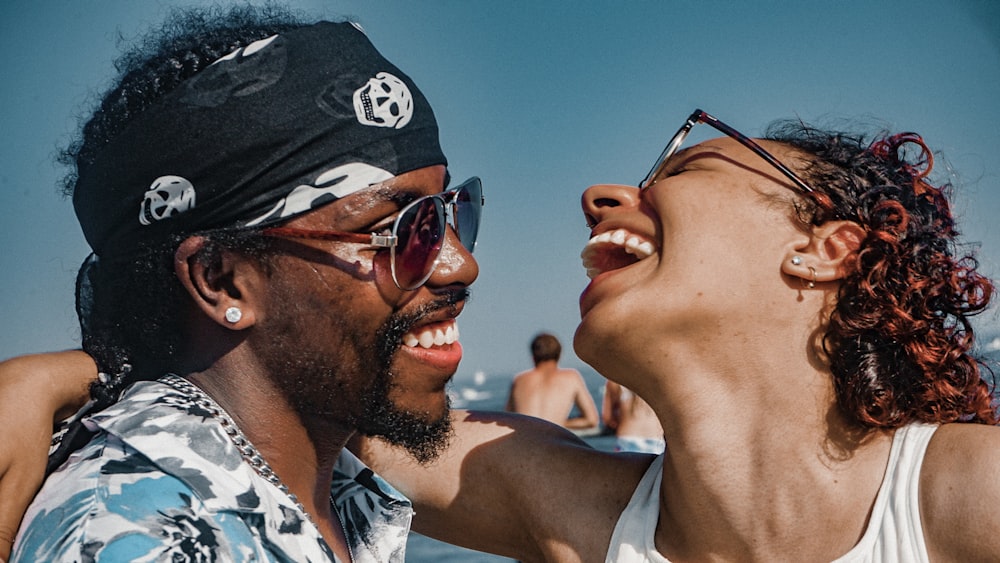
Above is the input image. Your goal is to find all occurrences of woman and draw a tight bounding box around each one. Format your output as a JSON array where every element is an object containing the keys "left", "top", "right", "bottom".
[
  {"left": 3, "top": 110, "right": 998, "bottom": 561},
  {"left": 573, "top": 109, "right": 999, "bottom": 561}
]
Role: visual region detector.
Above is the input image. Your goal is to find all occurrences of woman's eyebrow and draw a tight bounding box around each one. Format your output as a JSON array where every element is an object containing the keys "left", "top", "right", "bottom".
[{"left": 664, "top": 145, "right": 722, "bottom": 172}]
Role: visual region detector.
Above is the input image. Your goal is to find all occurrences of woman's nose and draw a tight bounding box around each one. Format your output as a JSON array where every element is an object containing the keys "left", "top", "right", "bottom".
[{"left": 581, "top": 184, "right": 641, "bottom": 228}]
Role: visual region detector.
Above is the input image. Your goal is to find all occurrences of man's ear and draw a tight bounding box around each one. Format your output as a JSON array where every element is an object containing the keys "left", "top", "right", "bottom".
[
  {"left": 174, "top": 236, "right": 259, "bottom": 329},
  {"left": 781, "top": 221, "right": 865, "bottom": 286}
]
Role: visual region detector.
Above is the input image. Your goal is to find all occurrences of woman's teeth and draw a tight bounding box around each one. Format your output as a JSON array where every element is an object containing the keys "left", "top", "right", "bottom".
[
  {"left": 581, "top": 228, "right": 655, "bottom": 278},
  {"left": 403, "top": 322, "right": 459, "bottom": 349}
]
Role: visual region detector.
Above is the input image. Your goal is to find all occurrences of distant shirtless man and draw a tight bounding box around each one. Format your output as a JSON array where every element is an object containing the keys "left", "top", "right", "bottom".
[
  {"left": 505, "top": 333, "right": 599, "bottom": 429},
  {"left": 602, "top": 381, "right": 665, "bottom": 453}
]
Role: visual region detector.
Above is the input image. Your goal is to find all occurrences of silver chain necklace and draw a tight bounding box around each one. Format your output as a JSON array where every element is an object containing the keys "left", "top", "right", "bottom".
[
  {"left": 160, "top": 375, "right": 357, "bottom": 563},
  {"left": 160, "top": 374, "right": 312, "bottom": 519}
]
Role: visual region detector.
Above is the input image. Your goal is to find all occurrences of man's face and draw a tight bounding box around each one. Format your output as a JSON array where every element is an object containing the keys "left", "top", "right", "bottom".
[{"left": 250, "top": 165, "right": 478, "bottom": 462}]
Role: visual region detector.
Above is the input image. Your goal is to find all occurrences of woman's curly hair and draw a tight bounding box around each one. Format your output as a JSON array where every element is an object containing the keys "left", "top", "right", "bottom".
[{"left": 766, "top": 121, "right": 997, "bottom": 428}]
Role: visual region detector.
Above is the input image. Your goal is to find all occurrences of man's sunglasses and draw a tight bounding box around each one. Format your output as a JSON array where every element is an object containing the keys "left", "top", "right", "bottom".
[
  {"left": 262, "top": 176, "right": 483, "bottom": 290},
  {"left": 640, "top": 109, "right": 834, "bottom": 213}
]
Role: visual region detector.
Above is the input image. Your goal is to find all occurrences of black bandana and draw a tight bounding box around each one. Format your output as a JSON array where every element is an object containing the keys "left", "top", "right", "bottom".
[{"left": 73, "top": 21, "right": 447, "bottom": 260}]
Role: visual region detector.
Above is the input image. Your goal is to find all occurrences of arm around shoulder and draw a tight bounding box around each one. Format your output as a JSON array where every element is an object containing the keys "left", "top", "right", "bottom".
[
  {"left": 353, "top": 409, "right": 647, "bottom": 561},
  {"left": 0, "top": 350, "right": 98, "bottom": 561}
]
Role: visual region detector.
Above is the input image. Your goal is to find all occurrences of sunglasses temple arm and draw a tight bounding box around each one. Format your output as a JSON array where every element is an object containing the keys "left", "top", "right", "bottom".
[
  {"left": 701, "top": 113, "right": 815, "bottom": 195},
  {"left": 261, "top": 227, "right": 397, "bottom": 249}
]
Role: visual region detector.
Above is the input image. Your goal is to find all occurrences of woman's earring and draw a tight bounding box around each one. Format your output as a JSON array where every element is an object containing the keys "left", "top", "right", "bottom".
[
  {"left": 807, "top": 267, "right": 817, "bottom": 289},
  {"left": 225, "top": 306, "right": 243, "bottom": 324},
  {"left": 791, "top": 256, "right": 803, "bottom": 266}
]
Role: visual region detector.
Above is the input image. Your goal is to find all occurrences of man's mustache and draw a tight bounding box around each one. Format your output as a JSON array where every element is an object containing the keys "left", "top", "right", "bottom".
[{"left": 376, "top": 288, "right": 471, "bottom": 359}]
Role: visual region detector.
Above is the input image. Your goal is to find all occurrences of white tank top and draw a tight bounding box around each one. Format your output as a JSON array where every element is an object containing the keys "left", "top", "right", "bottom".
[{"left": 605, "top": 423, "right": 938, "bottom": 562}]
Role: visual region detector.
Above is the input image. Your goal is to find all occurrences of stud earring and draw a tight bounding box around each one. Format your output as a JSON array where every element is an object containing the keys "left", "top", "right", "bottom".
[
  {"left": 225, "top": 306, "right": 243, "bottom": 324},
  {"left": 791, "top": 256, "right": 803, "bottom": 266}
]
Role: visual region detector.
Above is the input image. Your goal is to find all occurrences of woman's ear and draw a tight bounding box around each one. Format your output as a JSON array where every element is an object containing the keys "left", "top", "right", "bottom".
[
  {"left": 782, "top": 221, "right": 865, "bottom": 287},
  {"left": 174, "top": 236, "right": 259, "bottom": 329}
]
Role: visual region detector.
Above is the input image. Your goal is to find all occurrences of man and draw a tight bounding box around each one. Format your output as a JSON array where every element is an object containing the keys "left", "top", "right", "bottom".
[
  {"left": 8, "top": 8, "right": 482, "bottom": 561},
  {"left": 505, "top": 332, "right": 599, "bottom": 430}
]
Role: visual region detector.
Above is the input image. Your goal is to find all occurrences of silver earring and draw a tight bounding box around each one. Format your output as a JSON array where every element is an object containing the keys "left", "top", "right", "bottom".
[
  {"left": 791, "top": 256, "right": 803, "bottom": 266},
  {"left": 225, "top": 306, "right": 243, "bottom": 323}
]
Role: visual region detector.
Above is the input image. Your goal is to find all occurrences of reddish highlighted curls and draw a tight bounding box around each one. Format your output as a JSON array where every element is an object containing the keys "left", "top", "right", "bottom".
[{"left": 767, "top": 123, "right": 998, "bottom": 429}]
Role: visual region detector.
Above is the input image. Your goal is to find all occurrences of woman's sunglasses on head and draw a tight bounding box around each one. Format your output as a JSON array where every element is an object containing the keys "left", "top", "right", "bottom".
[{"left": 262, "top": 176, "right": 483, "bottom": 290}]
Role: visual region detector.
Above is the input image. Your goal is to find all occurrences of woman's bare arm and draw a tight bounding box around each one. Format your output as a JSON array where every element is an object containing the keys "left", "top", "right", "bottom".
[
  {"left": 351, "top": 409, "right": 651, "bottom": 561},
  {"left": 0, "top": 350, "right": 96, "bottom": 561}
]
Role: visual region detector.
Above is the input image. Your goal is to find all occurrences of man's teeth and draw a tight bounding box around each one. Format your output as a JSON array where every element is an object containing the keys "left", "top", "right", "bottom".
[
  {"left": 581, "top": 229, "right": 655, "bottom": 278},
  {"left": 403, "top": 322, "right": 459, "bottom": 349}
]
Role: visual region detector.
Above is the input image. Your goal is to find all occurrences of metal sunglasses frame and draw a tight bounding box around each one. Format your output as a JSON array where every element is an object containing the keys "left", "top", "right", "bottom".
[
  {"left": 262, "top": 176, "right": 483, "bottom": 290},
  {"left": 640, "top": 109, "right": 818, "bottom": 199}
]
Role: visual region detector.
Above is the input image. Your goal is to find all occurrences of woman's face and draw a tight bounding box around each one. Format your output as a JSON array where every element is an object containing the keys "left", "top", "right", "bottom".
[{"left": 574, "top": 136, "right": 812, "bottom": 382}]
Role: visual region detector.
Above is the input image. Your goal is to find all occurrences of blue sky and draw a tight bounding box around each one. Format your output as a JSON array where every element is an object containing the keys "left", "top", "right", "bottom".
[{"left": 2, "top": 0, "right": 999, "bottom": 378}]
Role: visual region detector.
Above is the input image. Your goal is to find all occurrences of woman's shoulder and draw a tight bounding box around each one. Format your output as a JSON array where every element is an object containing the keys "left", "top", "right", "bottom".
[
  {"left": 919, "top": 423, "right": 1000, "bottom": 560},
  {"left": 922, "top": 422, "right": 1000, "bottom": 475}
]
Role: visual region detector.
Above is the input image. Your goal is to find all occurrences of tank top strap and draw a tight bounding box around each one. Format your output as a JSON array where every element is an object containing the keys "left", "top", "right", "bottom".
[
  {"left": 833, "top": 423, "right": 938, "bottom": 563},
  {"left": 605, "top": 454, "right": 668, "bottom": 562}
]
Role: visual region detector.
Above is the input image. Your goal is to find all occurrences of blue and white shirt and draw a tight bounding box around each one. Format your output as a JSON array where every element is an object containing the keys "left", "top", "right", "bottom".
[{"left": 12, "top": 376, "right": 413, "bottom": 562}]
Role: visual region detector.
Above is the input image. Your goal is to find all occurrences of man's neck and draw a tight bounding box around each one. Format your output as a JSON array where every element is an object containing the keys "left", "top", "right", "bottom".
[
  {"left": 534, "top": 360, "right": 559, "bottom": 374},
  {"left": 185, "top": 363, "right": 356, "bottom": 559}
]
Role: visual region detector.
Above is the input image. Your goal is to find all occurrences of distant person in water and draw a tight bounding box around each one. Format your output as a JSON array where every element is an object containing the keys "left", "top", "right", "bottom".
[
  {"left": 602, "top": 381, "right": 664, "bottom": 453},
  {"left": 505, "top": 332, "right": 599, "bottom": 430}
]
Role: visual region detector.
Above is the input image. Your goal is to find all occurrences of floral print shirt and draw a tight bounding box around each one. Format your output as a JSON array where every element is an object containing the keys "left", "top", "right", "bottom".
[{"left": 12, "top": 376, "right": 413, "bottom": 563}]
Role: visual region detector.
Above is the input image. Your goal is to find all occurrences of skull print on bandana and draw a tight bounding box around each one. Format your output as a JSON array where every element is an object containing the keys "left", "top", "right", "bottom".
[
  {"left": 353, "top": 72, "right": 414, "bottom": 129},
  {"left": 139, "top": 176, "right": 197, "bottom": 225},
  {"left": 73, "top": 22, "right": 446, "bottom": 261}
]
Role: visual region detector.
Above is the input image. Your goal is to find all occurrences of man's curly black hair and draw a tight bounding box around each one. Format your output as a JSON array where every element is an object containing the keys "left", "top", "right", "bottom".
[{"left": 66, "top": 4, "right": 309, "bottom": 409}]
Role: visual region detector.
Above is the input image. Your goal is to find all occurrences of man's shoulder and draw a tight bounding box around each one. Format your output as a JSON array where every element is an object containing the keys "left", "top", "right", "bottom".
[
  {"left": 509, "top": 369, "right": 543, "bottom": 390},
  {"left": 16, "top": 466, "right": 263, "bottom": 561},
  {"left": 16, "top": 433, "right": 236, "bottom": 562},
  {"left": 18, "top": 379, "right": 341, "bottom": 562},
  {"left": 512, "top": 368, "right": 539, "bottom": 380},
  {"left": 38, "top": 431, "right": 206, "bottom": 515},
  {"left": 555, "top": 367, "right": 585, "bottom": 382}
]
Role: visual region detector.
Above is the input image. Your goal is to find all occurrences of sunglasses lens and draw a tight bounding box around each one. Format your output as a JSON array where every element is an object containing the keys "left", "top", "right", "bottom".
[
  {"left": 452, "top": 177, "right": 482, "bottom": 252},
  {"left": 392, "top": 196, "right": 446, "bottom": 289}
]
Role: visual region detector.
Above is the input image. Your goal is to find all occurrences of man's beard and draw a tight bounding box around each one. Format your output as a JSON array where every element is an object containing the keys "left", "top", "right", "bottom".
[
  {"left": 355, "top": 369, "right": 453, "bottom": 465},
  {"left": 266, "top": 291, "right": 464, "bottom": 464},
  {"left": 353, "top": 299, "right": 457, "bottom": 464}
]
